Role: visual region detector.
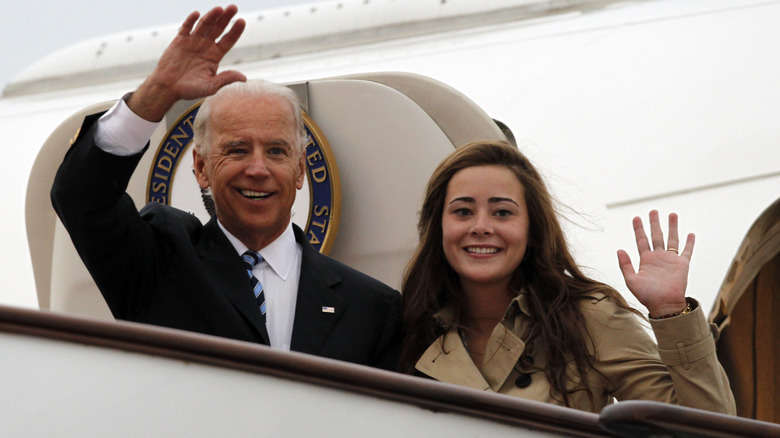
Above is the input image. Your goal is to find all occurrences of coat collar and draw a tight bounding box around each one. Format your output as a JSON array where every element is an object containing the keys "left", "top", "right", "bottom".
[
  {"left": 415, "top": 322, "right": 526, "bottom": 392},
  {"left": 420, "top": 290, "right": 530, "bottom": 392},
  {"left": 196, "top": 216, "right": 271, "bottom": 344},
  {"left": 193, "top": 219, "right": 348, "bottom": 354},
  {"left": 431, "top": 289, "right": 533, "bottom": 329}
]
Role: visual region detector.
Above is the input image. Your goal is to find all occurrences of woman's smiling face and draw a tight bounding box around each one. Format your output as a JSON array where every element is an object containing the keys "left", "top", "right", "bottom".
[{"left": 441, "top": 165, "right": 529, "bottom": 293}]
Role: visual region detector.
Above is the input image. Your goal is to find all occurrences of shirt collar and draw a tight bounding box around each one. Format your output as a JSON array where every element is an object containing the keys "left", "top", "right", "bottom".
[
  {"left": 508, "top": 291, "right": 533, "bottom": 319},
  {"left": 432, "top": 289, "right": 532, "bottom": 328},
  {"left": 217, "top": 220, "right": 298, "bottom": 280}
]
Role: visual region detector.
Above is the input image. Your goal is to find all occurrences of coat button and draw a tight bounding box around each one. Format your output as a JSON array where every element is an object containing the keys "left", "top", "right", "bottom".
[{"left": 515, "top": 373, "right": 532, "bottom": 388}]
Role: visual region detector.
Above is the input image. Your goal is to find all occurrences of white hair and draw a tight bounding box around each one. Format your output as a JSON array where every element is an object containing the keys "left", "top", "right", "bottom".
[{"left": 192, "top": 79, "right": 307, "bottom": 155}]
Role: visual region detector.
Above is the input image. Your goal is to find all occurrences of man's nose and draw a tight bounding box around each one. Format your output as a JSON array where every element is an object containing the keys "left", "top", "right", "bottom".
[{"left": 245, "top": 152, "right": 271, "bottom": 176}]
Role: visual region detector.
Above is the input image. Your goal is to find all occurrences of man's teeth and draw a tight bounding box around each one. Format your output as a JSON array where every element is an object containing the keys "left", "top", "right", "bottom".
[
  {"left": 241, "top": 190, "right": 270, "bottom": 199},
  {"left": 466, "top": 247, "right": 498, "bottom": 254}
]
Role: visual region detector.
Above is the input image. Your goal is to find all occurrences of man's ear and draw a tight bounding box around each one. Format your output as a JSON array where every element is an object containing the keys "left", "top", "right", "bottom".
[
  {"left": 193, "top": 148, "right": 210, "bottom": 189},
  {"left": 295, "top": 151, "right": 305, "bottom": 190}
]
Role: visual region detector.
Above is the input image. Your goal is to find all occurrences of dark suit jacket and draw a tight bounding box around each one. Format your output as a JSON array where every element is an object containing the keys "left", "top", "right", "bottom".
[{"left": 51, "top": 113, "right": 402, "bottom": 370}]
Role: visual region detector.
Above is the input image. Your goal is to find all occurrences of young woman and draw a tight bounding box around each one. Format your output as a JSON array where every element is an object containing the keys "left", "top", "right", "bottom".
[{"left": 399, "top": 140, "right": 735, "bottom": 414}]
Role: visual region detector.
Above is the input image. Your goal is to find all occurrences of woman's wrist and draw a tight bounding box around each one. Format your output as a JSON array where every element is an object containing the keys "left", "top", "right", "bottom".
[{"left": 651, "top": 300, "right": 693, "bottom": 319}]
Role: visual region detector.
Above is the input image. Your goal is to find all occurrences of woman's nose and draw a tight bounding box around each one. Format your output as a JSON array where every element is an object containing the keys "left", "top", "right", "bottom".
[{"left": 470, "top": 212, "right": 493, "bottom": 235}]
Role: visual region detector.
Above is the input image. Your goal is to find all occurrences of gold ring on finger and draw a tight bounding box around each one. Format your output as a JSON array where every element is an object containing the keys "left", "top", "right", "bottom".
[{"left": 667, "top": 248, "right": 678, "bottom": 254}]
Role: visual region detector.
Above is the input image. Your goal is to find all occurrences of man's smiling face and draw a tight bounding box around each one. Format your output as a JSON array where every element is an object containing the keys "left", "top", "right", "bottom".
[{"left": 193, "top": 94, "right": 305, "bottom": 250}]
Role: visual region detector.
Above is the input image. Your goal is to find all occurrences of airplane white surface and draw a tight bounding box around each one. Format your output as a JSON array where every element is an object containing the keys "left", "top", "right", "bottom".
[
  {"left": 3, "top": 303, "right": 777, "bottom": 437},
  {"left": 2, "top": 0, "right": 778, "bottom": 317},
  {"left": 0, "top": 312, "right": 571, "bottom": 437}
]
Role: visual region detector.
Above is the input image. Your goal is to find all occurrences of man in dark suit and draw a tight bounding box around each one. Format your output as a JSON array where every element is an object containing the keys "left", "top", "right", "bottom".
[{"left": 50, "top": 5, "right": 401, "bottom": 370}]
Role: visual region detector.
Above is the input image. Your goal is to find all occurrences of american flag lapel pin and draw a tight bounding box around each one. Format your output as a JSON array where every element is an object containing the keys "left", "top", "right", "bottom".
[{"left": 322, "top": 306, "right": 335, "bottom": 313}]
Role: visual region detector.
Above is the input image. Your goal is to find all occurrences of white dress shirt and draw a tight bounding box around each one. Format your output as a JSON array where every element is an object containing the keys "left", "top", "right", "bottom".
[
  {"left": 93, "top": 97, "right": 302, "bottom": 350},
  {"left": 219, "top": 221, "right": 302, "bottom": 351}
]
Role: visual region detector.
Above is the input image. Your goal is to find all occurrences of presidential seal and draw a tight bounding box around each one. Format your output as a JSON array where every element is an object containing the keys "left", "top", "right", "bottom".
[{"left": 146, "top": 101, "right": 341, "bottom": 254}]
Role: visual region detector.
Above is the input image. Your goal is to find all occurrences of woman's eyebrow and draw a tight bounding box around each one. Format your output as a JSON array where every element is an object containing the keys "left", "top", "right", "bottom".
[
  {"left": 448, "top": 196, "right": 519, "bottom": 206},
  {"left": 448, "top": 196, "right": 475, "bottom": 204},
  {"left": 489, "top": 197, "right": 519, "bottom": 206}
]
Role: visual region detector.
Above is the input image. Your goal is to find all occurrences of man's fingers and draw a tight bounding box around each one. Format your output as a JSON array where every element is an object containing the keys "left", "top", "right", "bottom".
[
  {"left": 212, "top": 70, "right": 248, "bottom": 91},
  {"left": 217, "top": 18, "right": 246, "bottom": 52},
  {"left": 192, "top": 6, "right": 226, "bottom": 38},
  {"left": 178, "top": 11, "right": 200, "bottom": 36},
  {"left": 212, "top": 5, "right": 240, "bottom": 36}
]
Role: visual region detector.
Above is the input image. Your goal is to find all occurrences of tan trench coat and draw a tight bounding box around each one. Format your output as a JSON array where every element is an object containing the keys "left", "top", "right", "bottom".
[{"left": 415, "top": 292, "right": 736, "bottom": 414}]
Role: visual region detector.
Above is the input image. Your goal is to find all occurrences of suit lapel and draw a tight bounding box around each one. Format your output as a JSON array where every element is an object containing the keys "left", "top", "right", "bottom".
[
  {"left": 290, "top": 225, "right": 347, "bottom": 355},
  {"left": 197, "top": 217, "right": 270, "bottom": 345}
]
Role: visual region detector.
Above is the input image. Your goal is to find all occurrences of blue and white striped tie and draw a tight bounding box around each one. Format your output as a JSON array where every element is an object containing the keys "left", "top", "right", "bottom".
[{"left": 241, "top": 250, "right": 267, "bottom": 316}]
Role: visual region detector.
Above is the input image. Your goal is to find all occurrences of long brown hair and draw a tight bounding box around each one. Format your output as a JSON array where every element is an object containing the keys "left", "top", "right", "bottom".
[{"left": 399, "top": 140, "right": 634, "bottom": 407}]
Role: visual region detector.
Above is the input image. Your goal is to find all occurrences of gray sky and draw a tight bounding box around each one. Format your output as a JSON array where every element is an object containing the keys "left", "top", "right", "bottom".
[{"left": 0, "top": 0, "right": 321, "bottom": 93}]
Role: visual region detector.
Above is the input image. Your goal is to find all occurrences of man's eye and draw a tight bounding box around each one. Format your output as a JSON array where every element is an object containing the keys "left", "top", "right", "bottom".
[
  {"left": 268, "top": 147, "right": 286, "bottom": 155},
  {"left": 225, "top": 145, "right": 247, "bottom": 155}
]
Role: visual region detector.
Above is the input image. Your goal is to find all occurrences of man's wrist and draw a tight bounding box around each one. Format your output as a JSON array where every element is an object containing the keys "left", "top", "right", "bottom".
[{"left": 127, "top": 78, "right": 178, "bottom": 122}]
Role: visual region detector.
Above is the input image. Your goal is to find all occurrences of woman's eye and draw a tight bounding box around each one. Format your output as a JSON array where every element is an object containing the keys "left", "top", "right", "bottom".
[
  {"left": 453, "top": 208, "right": 472, "bottom": 216},
  {"left": 495, "top": 209, "right": 513, "bottom": 217}
]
